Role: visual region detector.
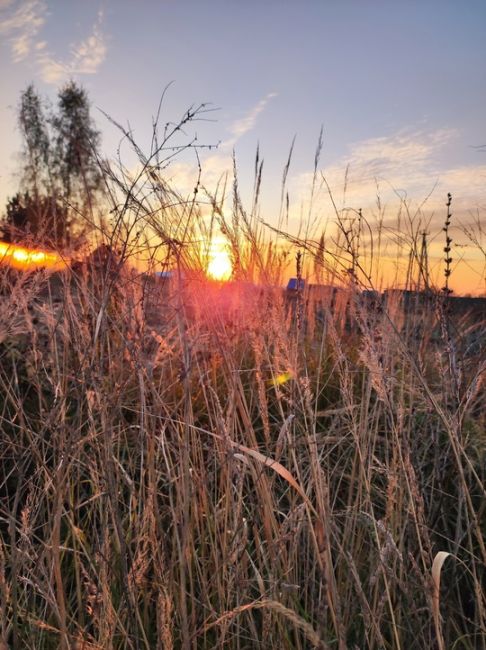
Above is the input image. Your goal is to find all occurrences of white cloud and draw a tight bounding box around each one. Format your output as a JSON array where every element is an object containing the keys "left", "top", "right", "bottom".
[
  {"left": 290, "top": 128, "right": 486, "bottom": 231},
  {"left": 0, "top": 2, "right": 107, "bottom": 83},
  {"left": 35, "top": 53, "right": 68, "bottom": 83},
  {"left": 223, "top": 92, "right": 277, "bottom": 148},
  {"left": 0, "top": 0, "right": 47, "bottom": 62},
  {"left": 323, "top": 128, "right": 457, "bottom": 191},
  {"left": 36, "top": 9, "right": 107, "bottom": 83},
  {"left": 70, "top": 11, "right": 106, "bottom": 74}
]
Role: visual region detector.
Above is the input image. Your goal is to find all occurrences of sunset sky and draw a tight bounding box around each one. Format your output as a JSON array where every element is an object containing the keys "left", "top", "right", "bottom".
[{"left": 1, "top": 0, "right": 485, "bottom": 292}]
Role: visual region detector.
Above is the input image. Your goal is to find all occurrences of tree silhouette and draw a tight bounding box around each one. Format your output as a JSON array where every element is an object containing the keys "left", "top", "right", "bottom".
[
  {"left": 52, "top": 81, "right": 102, "bottom": 209},
  {"left": 2, "top": 81, "right": 102, "bottom": 248}
]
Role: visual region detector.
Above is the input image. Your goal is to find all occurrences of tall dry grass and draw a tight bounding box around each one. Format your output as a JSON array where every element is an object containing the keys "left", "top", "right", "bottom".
[{"left": 0, "top": 114, "right": 485, "bottom": 649}]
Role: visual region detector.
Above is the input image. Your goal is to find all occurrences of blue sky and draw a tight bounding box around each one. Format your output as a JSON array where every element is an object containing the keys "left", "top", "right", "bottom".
[{"left": 1, "top": 0, "right": 485, "bottom": 290}]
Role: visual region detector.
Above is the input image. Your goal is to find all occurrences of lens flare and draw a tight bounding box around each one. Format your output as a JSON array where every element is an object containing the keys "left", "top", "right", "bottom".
[{"left": 268, "top": 371, "right": 294, "bottom": 387}]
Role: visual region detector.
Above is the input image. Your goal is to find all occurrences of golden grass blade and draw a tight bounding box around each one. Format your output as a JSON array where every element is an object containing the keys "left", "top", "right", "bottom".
[
  {"left": 199, "top": 599, "right": 328, "bottom": 649},
  {"left": 432, "top": 551, "right": 452, "bottom": 650},
  {"left": 233, "top": 442, "right": 316, "bottom": 514}
]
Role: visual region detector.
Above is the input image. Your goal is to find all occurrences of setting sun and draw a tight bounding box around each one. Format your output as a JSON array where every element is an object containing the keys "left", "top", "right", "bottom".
[{"left": 207, "top": 238, "right": 232, "bottom": 281}]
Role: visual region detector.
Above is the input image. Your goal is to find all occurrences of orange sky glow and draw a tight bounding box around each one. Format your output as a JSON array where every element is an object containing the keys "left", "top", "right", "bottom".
[{"left": 0, "top": 234, "right": 483, "bottom": 297}]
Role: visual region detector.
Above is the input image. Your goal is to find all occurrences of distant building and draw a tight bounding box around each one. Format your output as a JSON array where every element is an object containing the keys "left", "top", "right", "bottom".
[
  {"left": 154, "top": 269, "right": 188, "bottom": 288},
  {"left": 155, "top": 270, "right": 174, "bottom": 280},
  {"left": 287, "top": 277, "right": 305, "bottom": 291}
]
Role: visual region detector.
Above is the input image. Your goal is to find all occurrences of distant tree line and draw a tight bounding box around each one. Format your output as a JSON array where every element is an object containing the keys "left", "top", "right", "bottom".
[{"left": 2, "top": 81, "right": 103, "bottom": 248}]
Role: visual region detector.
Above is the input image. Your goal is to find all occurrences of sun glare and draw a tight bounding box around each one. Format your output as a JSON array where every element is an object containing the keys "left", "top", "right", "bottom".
[
  {"left": 207, "top": 238, "right": 232, "bottom": 281},
  {"left": 0, "top": 241, "right": 66, "bottom": 271}
]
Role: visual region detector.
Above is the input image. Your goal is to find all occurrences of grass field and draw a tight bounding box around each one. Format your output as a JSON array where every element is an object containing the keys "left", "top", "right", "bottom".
[{"left": 0, "top": 154, "right": 485, "bottom": 649}]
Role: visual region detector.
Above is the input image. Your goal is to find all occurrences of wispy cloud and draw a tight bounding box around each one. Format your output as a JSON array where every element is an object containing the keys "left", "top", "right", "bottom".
[
  {"left": 290, "top": 128, "right": 486, "bottom": 229},
  {"left": 0, "top": 2, "right": 107, "bottom": 83},
  {"left": 36, "top": 9, "right": 107, "bottom": 83},
  {"left": 70, "top": 10, "right": 106, "bottom": 74},
  {"left": 0, "top": 0, "right": 47, "bottom": 62},
  {"left": 223, "top": 92, "right": 277, "bottom": 148},
  {"left": 342, "top": 128, "right": 456, "bottom": 180}
]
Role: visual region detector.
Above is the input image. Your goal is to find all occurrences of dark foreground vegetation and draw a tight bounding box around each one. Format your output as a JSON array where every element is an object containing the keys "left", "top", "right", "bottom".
[{"left": 0, "top": 245, "right": 485, "bottom": 650}]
